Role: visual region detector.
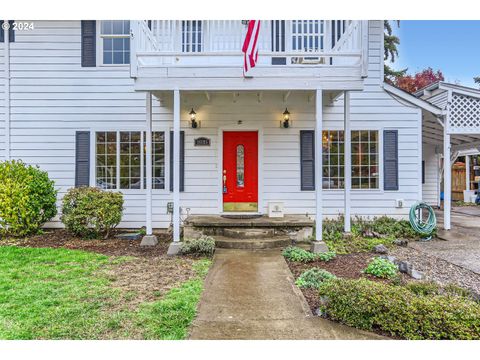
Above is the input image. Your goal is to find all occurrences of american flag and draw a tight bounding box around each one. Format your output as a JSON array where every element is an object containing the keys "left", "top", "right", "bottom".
[{"left": 242, "top": 20, "right": 261, "bottom": 76}]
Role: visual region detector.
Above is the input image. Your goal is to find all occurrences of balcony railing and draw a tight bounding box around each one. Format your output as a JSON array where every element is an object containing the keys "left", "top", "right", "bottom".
[{"left": 130, "top": 20, "right": 368, "bottom": 78}]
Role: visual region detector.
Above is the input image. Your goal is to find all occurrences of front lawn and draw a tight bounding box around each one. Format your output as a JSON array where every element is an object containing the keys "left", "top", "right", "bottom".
[{"left": 0, "top": 245, "right": 210, "bottom": 339}]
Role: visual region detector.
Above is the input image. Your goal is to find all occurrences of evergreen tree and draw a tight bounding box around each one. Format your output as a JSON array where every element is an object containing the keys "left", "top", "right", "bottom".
[{"left": 384, "top": 20, "right": 407, "bottom": 83}]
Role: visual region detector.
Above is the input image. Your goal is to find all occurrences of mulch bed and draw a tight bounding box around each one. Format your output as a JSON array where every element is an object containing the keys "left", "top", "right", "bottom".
[
  {"left": 286, "top": 252, "right": 411, "bottom": 312},
  {"left": 1, "top": 229, "right": 204, "bottom": 305},
  {"left": 2, "top": 229, "right": 171, "bottom": 258}
]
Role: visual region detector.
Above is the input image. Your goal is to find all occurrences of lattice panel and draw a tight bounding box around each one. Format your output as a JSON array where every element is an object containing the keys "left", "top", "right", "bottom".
[{"left": 448, "top": 93, "right": 480, "bottom": 134}]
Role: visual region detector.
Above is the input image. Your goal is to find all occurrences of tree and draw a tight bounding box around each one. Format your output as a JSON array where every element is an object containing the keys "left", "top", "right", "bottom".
[
  {"left": 475, "top": 76, "right": 480, "bottom": 86},
  {"left": 393, "top": 67, "right": 444, "bottom": 94},
  {"left": 384, "top": 20, "right": 407, "bottom": 83}
]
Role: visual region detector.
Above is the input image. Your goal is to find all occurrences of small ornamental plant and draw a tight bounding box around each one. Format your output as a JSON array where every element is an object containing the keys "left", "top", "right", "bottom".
[
  {"left": 180, "top": 236, "right": 216, "bottom": 257},
  {"left": 295, "top": 268, "right": 336, "bottom": 289},
  {"left": 363, "top": 257, "right": 398, "bottom": 279}
]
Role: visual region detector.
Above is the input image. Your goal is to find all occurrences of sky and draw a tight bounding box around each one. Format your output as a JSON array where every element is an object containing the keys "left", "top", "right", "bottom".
[{"left": 392, "top": 21, "right": 480, "bottom": 87}]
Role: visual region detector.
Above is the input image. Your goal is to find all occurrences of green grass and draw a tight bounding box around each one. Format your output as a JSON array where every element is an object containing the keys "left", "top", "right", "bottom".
[{"left": 0, "top": 246, "right": 211, "bottom": 339}]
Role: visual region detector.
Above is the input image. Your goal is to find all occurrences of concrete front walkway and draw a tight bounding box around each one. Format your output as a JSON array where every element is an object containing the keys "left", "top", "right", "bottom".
[{"left": 189, "top": 249, "right": 382, "bottom": 340}]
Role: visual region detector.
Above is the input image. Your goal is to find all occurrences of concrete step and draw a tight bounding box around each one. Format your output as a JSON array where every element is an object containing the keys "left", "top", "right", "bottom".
[
  {"left": 222, "top": 227, "right": 275, "bottom": 239},
  {"left": 214, "top": 236, "right": 292, "bottom": 250}
]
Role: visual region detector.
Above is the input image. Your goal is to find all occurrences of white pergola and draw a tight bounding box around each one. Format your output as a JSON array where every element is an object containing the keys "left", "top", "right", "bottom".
[{"left": 387, "top": 82, "right": 480, "bottom": 231}]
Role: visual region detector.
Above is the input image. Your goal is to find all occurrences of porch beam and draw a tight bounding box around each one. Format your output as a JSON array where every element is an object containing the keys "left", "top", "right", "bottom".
[
  {"left": 168, "top": 89, "right": 182, "bottom": 255},
  {"left": 344, "top": 91, "right": 351, "bottom": 232},
  {"left": 141, "top": 92, "right": 158, "bottom": 246},
  {"left": 311, "top": 88, "right": 328, "bottom": 253}
]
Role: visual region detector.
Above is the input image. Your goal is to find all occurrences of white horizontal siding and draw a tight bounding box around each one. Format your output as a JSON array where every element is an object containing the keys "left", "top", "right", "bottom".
[
  {"left": 8, "top": 20, "right": 422, "bottom": 229},
  {"left": 0, "top": 42, "right": 5, "bottom": 161},
  {"left": 422, "top": 143, "right": 440, "bottom": 206}
]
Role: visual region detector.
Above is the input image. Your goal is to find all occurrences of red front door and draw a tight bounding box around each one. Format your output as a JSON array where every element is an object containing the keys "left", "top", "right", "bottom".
[{"left": 223, "top": 131, "right": 258, "bottom": 212}]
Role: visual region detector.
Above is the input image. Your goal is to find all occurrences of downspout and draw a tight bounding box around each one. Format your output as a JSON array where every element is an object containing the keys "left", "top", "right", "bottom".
[{"left": 4, "top": 20, "right": 10, "bottom": 160}]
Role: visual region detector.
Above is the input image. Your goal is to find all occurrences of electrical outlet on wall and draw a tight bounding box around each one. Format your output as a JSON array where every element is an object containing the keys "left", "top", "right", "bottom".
[{"left": 395, "top": 199, "right": 404, "bottom": 208}]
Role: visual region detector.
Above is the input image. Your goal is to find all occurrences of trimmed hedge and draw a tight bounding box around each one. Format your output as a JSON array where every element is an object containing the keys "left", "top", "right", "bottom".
[
  {"left": 61, "top": 187, "right": 123, "bottom": 239},
  {"left": 0, "top": 160, "right": 57, "bottom": 236},
  {"left": 318, "top": 278, "right": 480, "bottom": 340}
]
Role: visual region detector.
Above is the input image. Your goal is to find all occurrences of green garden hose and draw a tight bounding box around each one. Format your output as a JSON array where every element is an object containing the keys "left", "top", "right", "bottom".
[{"left": 409, "top": 202, "right": 437, "bottom": 240}]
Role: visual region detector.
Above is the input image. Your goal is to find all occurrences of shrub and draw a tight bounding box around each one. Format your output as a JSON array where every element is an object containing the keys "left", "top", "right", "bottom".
[
  {"left": 0, "top": 160, "right": 57, "bottom": 236},
  {"left": 61, "top": 187, "right": 123, "bottom": 239},
  {"left": 180, "top": 236, "right": 215, "bottom": 257},
  {"left": 295, "top": 268, "right": 336, "bottom": 289},
  {"left": 317, "top": 251, "right": 336, "bottom": 262},
  {"left": 318, "top": 278, "right": 480, "bottom": 339},
  {"left": 282, "top": 246, "right": 316, "bottom": 262},
  {"left": 364, "top": 257, "right": 398, "bottom": 279}
]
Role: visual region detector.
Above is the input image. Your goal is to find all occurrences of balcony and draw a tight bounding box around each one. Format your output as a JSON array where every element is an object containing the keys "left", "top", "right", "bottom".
[{"left": 130, "top": 20, "right": 369, "bottom": 91}]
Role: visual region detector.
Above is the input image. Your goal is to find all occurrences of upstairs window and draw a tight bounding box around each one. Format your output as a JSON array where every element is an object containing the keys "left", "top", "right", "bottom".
[
  {"left": 182, "top": 20, "right": 202, "bottom": 52},
  {"left": 100, "top": 20, "right": 130, "bottom": 65}
]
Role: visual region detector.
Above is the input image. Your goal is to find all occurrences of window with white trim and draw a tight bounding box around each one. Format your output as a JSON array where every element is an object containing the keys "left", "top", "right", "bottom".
[
  {"left": 321, "top": 130, "right": 379, "bottom": 190},
  {"left": 100, "top": 20, "right": 130, "bottom": 65},
  {"left": 351, "top": 130, "right": 379, "bottom": 189},
  {"left": 95, "top": 131, "right": 165, "bottom": 190},
  {"left": 322, "top": 130, "right": 344, "bottom": 189}
]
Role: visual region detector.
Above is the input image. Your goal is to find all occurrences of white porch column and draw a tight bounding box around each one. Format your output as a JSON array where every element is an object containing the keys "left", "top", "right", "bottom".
[
  {"left": 167, "top": 88, "right": 182, "bottom": 255},
  {"left": 444, "top": 128, "right": 452, "bottom": 230},
  {"left": 311, "top": 89, "right": 328, "bottom": 253},
  {"left": 141, "top": 92, "right": 158, "bottom": 246},
  {"left": 466, "top": 155, "right": 470, "bottom": 191},
  {"left": 344, "top": 91, "right": 351, "bottom": 233}
]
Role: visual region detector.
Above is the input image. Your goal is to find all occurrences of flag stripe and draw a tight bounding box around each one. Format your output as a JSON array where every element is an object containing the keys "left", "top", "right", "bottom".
[{"left": 242, "top": 20, "right": 261, "bottom": 76}]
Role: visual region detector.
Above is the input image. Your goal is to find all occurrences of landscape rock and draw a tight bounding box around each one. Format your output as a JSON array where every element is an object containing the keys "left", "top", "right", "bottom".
[
  {"left": 398, "top": 260, "right": 413, "bottom": 274},
  {"left": 410, "top": 269, "right": 425, "bottom": 280},
  {"left": 393, "top": 239, "right": 408, "bottom": 247},
  {"left": 373, "top": 244, "right": 388, "bottom": 254}
]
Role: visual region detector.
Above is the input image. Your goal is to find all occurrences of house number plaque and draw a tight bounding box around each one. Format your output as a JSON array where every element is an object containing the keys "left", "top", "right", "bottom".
[{"left": 194, "top": 137, "right": 211, "bottom": 146}]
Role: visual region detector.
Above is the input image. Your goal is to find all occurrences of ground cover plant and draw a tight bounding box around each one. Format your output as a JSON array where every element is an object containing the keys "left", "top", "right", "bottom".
[
  {"left": 295, "top": 268, "right": 336, "bottom": 289},
  {"left": 318, "top": 278, "right": 480, "bottom": 340},
  {"left": 0, "top": 160, "right": 57, "bottom": 237},
  {"left": 322, "top": 216, "right": 420, "bottom": 254},
  {"left": 0, "top": 245, "right": 211, "bottom": 339},
  {"left": 363, "top": 257, "right": 399, "bottom": 279},
  {"left": 282, "top": 246, "right": 336, "bottom": 263}
]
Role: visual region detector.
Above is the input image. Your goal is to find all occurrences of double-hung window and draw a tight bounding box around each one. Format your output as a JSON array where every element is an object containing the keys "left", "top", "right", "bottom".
[
  {"left": 95, "top": 131, "right": 165, "bottom": 190},
  {"left": 100, "top": 20, "right": 130, "bottom": 65},
  {"left": 321, "top": 130, "right": 379, "bottom": 190}
]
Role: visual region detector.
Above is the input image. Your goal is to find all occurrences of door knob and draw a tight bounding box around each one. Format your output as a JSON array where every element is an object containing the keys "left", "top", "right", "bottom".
[{"left": 223, "top": 170, "right": 227, "bottom": 193}]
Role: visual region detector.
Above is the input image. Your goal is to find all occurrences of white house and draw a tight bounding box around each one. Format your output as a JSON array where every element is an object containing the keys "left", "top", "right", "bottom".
[{"left": 3, "top": 20, "right": 474, "bottom": 254}]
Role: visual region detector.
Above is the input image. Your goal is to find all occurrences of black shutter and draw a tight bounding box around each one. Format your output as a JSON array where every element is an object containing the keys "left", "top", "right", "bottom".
[
  {"left": 384, "top": 130, "right": 399, "bottom": 191},
  {"left": 422, "top": 160, "right": 425, "bottom": 184},
  {"left": 75, "top": 131, "right": 90, "bottom": 187},
  {"left": 81, "top": 20, "right": 96, "bottom": 67},
  {"left": 1, "top": 21, "right": 15, "bottom": 43},
  {"left": 170, "top": 131, "right": 185, "bottom": 192},
  {"left": 300, "top": 130, "right": 315, "bottom": 191}
]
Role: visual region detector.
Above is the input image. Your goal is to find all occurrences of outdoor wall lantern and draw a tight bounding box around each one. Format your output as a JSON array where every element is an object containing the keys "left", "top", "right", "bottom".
[
  {"left": 281, "top": 108, "right": 291, "bottom": 128},
  {"left": 189, "top": 108, "right": 200, "bottom": 128}
]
